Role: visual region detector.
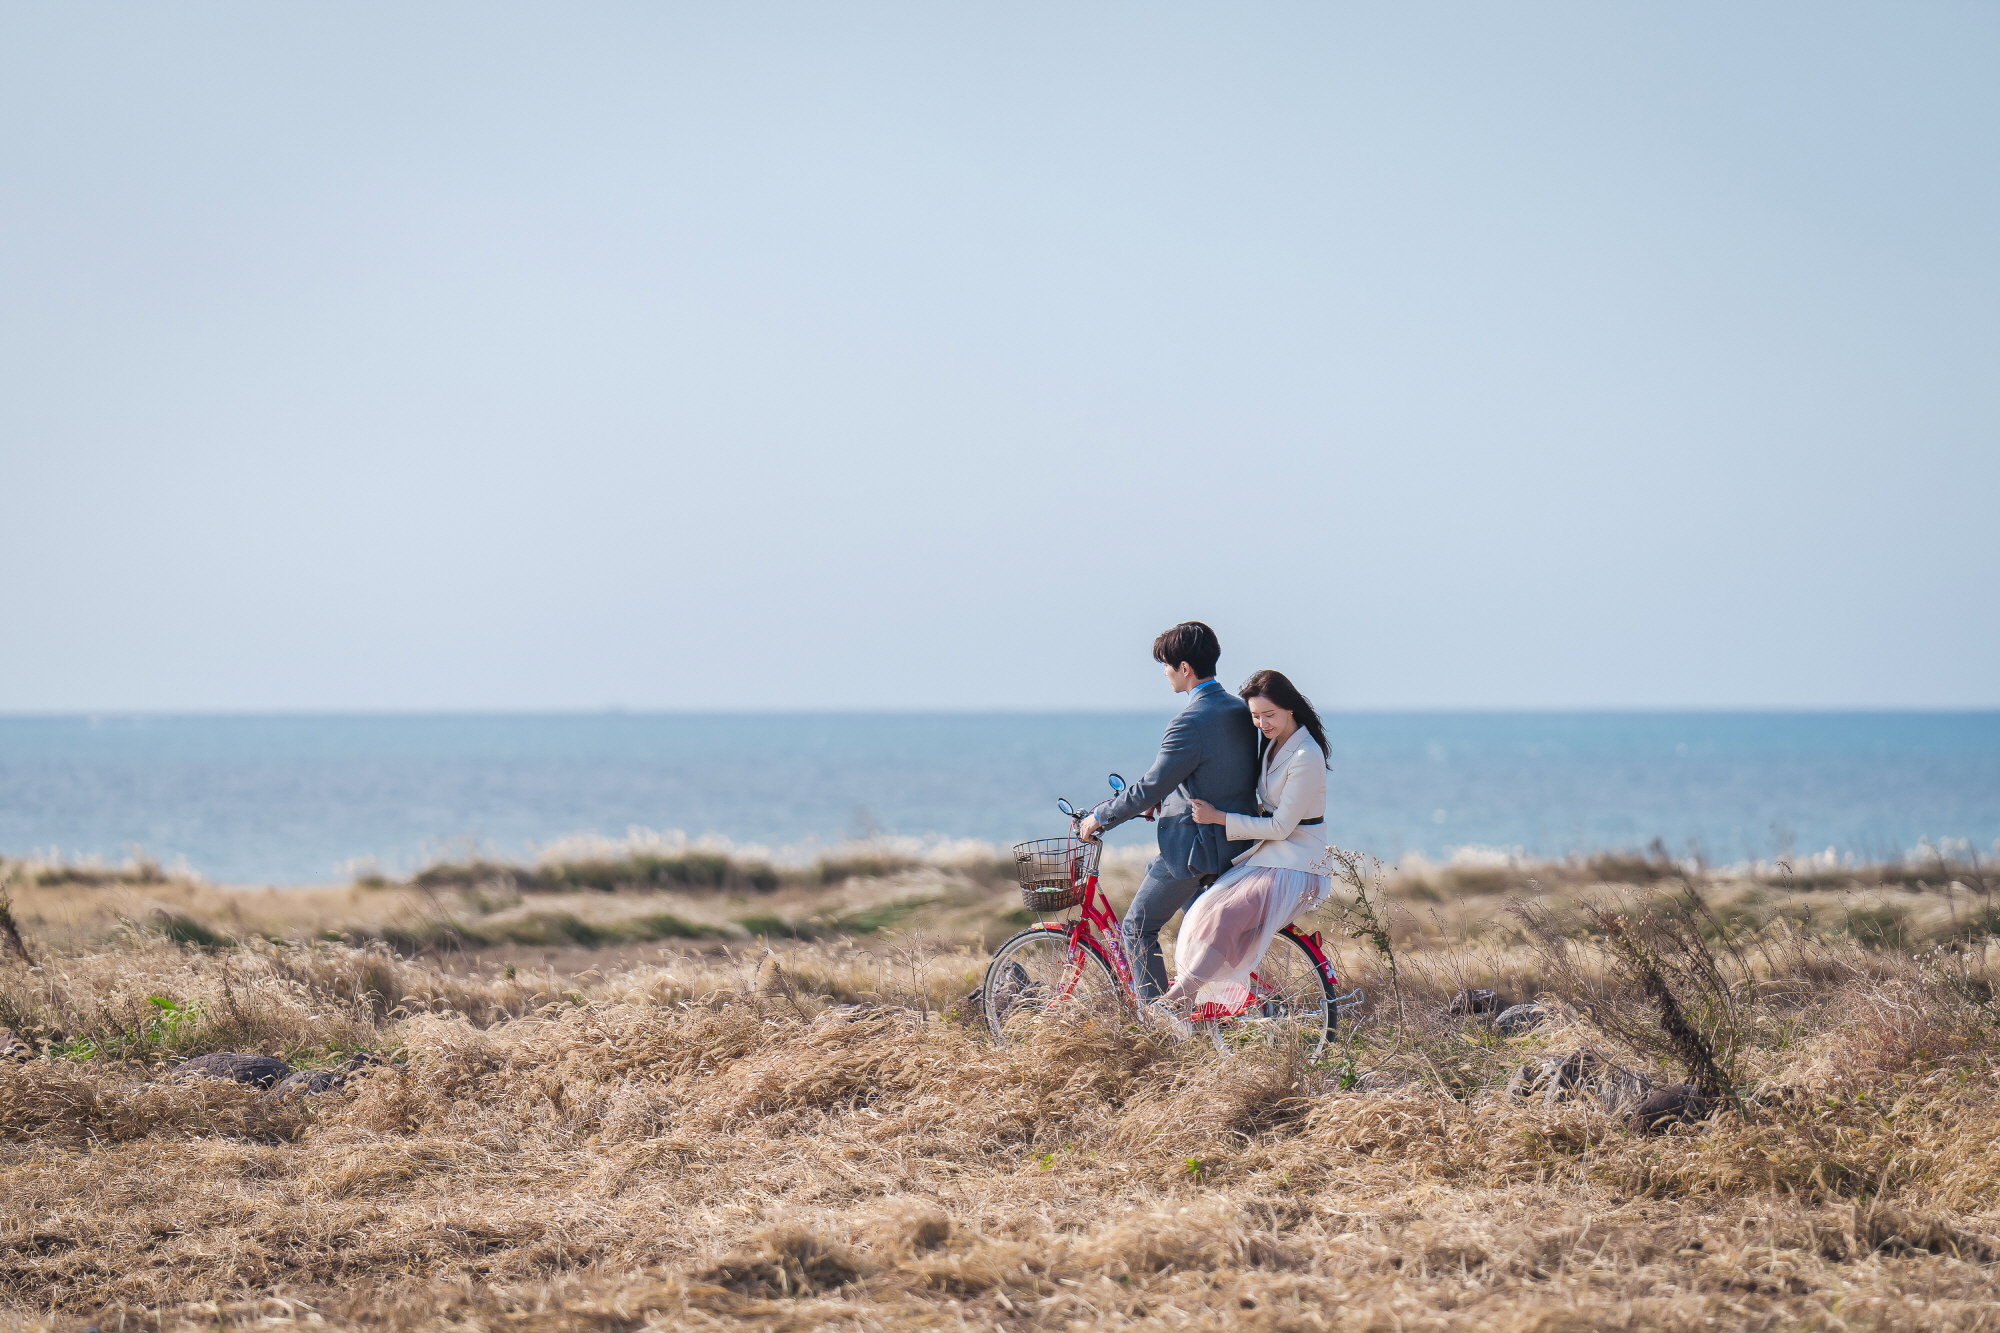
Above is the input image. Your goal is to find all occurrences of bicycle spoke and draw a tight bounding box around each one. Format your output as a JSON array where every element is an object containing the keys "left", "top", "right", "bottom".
[
  {"left": 1203, "top": 930, "right": 1334, "bottom": 1059},
  {"left": 982, "top": 928, "right": 1118, "bottom": 1043}
]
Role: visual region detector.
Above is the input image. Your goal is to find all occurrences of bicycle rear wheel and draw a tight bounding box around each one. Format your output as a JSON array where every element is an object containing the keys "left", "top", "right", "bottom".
[
  {"left": 983, "top": 926, "right": 1119, "bottom": 1043},
  {"left": 1203, "top": 927, "right": 1337, "bottom": 1060}
]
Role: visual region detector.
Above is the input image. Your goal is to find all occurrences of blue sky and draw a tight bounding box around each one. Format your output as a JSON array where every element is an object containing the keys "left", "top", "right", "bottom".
[{"left": 3, "top": 3, "right": 1995, "bottom": 711}]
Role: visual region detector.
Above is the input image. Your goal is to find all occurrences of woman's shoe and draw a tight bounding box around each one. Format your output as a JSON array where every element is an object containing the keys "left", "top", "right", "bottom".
[{"left": 1141, "top": 999, "right": 1194, "bottom": 1040}]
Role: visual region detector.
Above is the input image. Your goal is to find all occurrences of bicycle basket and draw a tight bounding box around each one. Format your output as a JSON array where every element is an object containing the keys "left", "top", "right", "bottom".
[{"left": 1012, "top": 837, "right": 1090, "bottom": 912}]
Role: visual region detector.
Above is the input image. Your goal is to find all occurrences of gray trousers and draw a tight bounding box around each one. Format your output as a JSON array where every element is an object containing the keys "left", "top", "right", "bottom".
[{"left": 1120, "top": 857, "right": 1209, "bottom": 1002}]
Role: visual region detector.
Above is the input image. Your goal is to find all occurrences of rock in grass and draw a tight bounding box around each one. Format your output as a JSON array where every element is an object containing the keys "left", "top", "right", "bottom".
[
  {"left": 1507, "top": 1050, "right": 1652, "bottom": 1112},
  {"left": 1507, "top": 1052, "right": 1592, "bottom": 1103},
  {"left": 271, "top": 1050, "right": 383, "bottom": 1096},
  {"left": 698, "top": 1226, "right": 866, "bottom": 1297},
  {"left": 271, "top": 1069, "right": 346, "bottom": 1098},
  {"left": 172, "top": 1052, "right": 292, "bottom": 1089},
  {"left": 1494, "top": 1002, "right": 1553, "bottom": 1035},
  {"left": 1629, "top": 1082, "right": 1711, "bottom": 1134},
  {"left": 1446, "top": 988, "right": 1503, "bottom": 1016}
]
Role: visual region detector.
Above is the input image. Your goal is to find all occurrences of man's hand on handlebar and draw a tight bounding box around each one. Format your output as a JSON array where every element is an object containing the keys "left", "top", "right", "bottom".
[{"left": 1076, "top": 814, "right": 1103, "bottom": 842}]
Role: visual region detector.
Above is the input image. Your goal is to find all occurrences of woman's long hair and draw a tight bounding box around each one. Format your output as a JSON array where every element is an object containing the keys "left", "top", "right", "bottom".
[{"left": 1238, "top": 669, "right": 1330, "bottom": 767}]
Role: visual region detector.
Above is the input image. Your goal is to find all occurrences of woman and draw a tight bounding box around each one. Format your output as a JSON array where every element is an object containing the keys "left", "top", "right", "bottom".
[{"left": 1160, "top": 669, "right": 1331, "bottom": 1020}]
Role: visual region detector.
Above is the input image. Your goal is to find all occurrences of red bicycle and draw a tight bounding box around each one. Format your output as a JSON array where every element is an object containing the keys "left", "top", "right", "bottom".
[{"left": 982, "top": 775, "right": 1349, "bottom": 1057}]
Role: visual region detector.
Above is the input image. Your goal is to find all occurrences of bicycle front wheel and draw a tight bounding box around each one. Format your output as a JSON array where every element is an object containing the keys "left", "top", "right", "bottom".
[
  {"left": 982, "top": 926, "right": 1119, "bottom": 1043},
  {"left": 1204, "top": 927, "right": 1337, "bottom": 1060}
]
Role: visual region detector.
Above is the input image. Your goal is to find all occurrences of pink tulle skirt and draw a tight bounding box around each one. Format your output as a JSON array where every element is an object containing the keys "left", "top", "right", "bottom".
[{"left": 1164, "top": 864, "right": 1328, "bottom": 1016}]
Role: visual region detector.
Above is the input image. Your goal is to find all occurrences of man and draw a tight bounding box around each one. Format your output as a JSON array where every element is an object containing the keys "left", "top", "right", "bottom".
[{"left": 1079, "top": 621, "right": 1259, "bottom": 1002}]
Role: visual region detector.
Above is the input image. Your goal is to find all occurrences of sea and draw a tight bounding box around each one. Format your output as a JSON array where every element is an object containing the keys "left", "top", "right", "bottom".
[{"left": 1, "top": 711, "right": 1996, "bottom": 885}]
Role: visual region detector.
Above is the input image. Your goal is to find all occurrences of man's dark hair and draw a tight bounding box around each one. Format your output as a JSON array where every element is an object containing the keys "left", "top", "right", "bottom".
[{"left": 1151, "top": 621, "right": 1221, "bottom": 679}]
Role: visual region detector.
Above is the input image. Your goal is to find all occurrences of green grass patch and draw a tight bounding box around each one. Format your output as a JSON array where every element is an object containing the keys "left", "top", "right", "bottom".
[
  {"left": 486, "top": 912, "right": 610, "bottom": 947},
  {"left": 157, "top": 910, "right": 232, "bottom": 949},
  {"left": 1846, "top": 905, "right": 1912, "bottom": 948},
  {"left": 1583, "top": 854, "right": 1681, "bottom": 886},
  {"left": 406, "top": 852, "right": 781, "bottom": 894},
  {"left": 34, "top": 860, "right": 169, "bottom": 887},
  {"left": 624, "top": 912, "right": 729, "bottom": 941},
  {"left": 736, "top": 897, "right": 941, "bottom": 941},
  {"left": 829, "top": 897, "right": 939, "bottom": 933},
  {"left": 542, "top": 853, "right": 780, "bottom": 893},
  {"left": 811, "top": 856, "right": 919, "bottom": 884},
  {"left": 377, "top": 920, "right": 484, "bottom": 954},
  {"left": 485, "top": 911, "right": 729, "bottom": 947},
  {"left": 410, "top": 860, "right": 522, "bottom": 891},
  {"left": 736, "top": 914, "right": 822, "bottom": 940},
  {"left": 386, "top": 849, "right": 983, "bottom": 896}
]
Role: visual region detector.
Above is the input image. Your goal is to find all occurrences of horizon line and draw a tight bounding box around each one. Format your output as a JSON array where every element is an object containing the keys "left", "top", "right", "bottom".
[{"left": 3, "top": 705, "right": 1998, "bottom": 720}]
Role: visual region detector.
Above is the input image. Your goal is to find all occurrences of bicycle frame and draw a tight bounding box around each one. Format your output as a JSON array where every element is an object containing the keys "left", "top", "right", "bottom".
[{"left": 1037, "top": 814, "right": 1342, "bottom": 1019}]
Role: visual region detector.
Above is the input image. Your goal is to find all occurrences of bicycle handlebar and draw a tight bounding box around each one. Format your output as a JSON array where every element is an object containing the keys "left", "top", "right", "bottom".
[{"left": 1059, "top": 775, "right": 1139, "bottom": 841}]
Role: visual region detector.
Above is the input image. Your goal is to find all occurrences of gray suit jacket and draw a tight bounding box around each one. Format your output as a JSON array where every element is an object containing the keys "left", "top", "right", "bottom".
[{"left": 1094, "top": 680, "right": 1260, "bottom": 880}]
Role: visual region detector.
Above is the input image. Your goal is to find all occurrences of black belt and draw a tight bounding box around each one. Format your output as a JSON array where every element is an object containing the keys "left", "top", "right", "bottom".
[{"left": 1257, "top": 815, "right": 1323, "bottom": 824}]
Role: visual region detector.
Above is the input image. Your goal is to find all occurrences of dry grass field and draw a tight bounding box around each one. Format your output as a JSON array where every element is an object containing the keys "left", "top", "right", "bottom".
[{"left": 3, "top": 846, "right": 2000, "bottom": 1332}]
